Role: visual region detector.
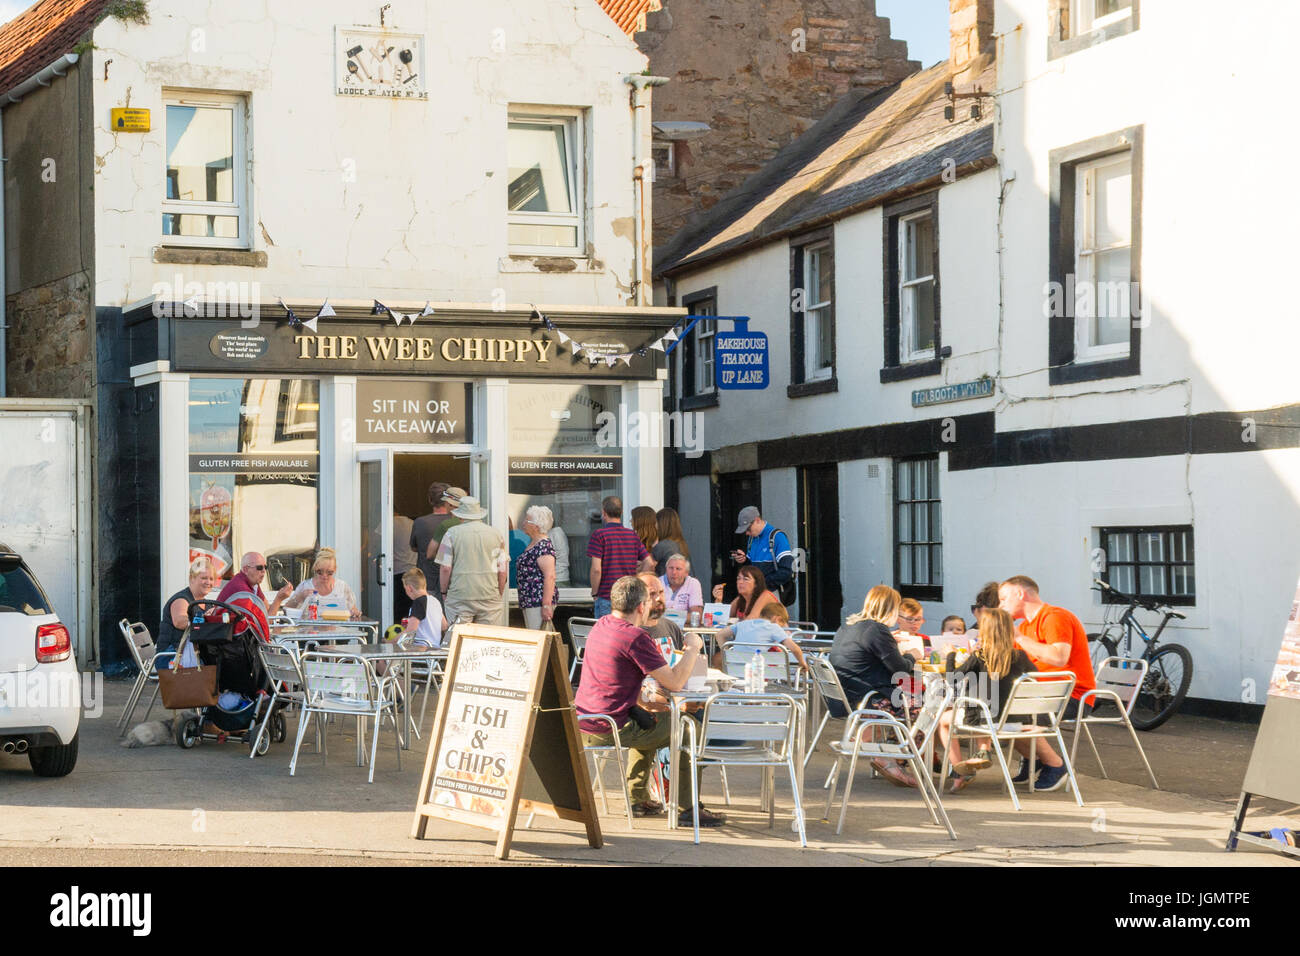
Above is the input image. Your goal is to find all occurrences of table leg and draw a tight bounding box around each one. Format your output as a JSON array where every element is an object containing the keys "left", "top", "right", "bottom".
[
  {"left": 669, "top": 703, "right": 681, "bottom": 831},
  {"left": 401, "top": 663, "right": 412, "bottom": 750}
]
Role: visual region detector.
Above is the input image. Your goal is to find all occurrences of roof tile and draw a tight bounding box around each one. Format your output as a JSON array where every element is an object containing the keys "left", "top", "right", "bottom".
[{"left": 0, "top": 0, "right": 109, "bottom": 97}]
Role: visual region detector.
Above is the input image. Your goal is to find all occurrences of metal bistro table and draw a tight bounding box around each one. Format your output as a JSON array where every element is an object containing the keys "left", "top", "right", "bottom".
[
  {"left": 313, "top": 642, "right": 446, "bottom": 751},
  {"left": 666, "top": 678, "right": 808, "bottom": 830},
  {"left": 271, "top": 620, "right": 380, "bottom": 652}
]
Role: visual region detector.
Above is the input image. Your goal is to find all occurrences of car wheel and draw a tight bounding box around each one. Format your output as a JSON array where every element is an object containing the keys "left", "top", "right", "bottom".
[{"left": 28, "top": 733, "right": 79, "bottom": 777}]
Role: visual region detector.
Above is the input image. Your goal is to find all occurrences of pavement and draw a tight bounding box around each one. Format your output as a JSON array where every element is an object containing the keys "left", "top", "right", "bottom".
[{"left": 0, "top": 680, "right": 1296, "bottom": 867}]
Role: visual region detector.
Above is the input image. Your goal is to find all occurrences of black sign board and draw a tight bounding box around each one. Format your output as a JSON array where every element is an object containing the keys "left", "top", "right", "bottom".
[
  {"left": 507, "top": 455, "right": 622, "bottom": 476},
  {"left": 170, "top": 318, "right": 658, "bottom": 380},
  {"left": 357, "top": 380, "right": 471, "bottom": 444}
]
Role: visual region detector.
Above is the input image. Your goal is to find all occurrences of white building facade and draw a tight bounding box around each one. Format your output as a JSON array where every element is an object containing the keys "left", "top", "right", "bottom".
[
  {"left": 655, "top": 0, "right": 1300, "bottom": 709},
  {"left": 1, "top": 0, "right": 681, "bottom": 666}
]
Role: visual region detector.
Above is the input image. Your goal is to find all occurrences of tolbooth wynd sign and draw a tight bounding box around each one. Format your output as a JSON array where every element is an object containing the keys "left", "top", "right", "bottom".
[
  {"left": 356, "top": 380, "right": 471, "bottom": 443},
  {"left": 911, "top": 378, "right": 994, "bottom": 407},
  {"left": 713, "top": 317, "right": 768, "bottom": 390}
]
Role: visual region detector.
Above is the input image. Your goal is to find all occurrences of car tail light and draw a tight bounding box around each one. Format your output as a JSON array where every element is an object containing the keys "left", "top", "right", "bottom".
[{"left": 36, "top": 623, "right": 71, "bottom": 663}]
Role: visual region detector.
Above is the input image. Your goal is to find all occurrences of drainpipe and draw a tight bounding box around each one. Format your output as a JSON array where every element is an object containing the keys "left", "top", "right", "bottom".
[
  {"left": 0, "top": 52, "right": 80, "bottom": 396},
  {"left": 624, "top": 74, "right": 668, "bottom": 307}
]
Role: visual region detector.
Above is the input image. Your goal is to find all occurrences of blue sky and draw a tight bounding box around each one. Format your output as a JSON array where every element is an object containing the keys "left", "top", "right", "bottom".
[
  {"left": 876, "top": 0, "right": 952, "bottom": 69},
  {"left": 0, "top": 0, "right": 26, "bottom": 26}
]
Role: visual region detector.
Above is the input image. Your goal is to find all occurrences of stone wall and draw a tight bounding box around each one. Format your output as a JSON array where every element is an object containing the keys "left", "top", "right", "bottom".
[
  {"left": 638, "top": 0, "right": 920, "bottom": 248},
  {"left": 5, "top": 270, "right": 94, "bottom": 398}
]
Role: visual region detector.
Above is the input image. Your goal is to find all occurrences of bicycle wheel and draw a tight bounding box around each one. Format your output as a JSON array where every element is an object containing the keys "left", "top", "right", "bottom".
[
  {"left": 1088, "top": 633, "right": 1118, "bottom": 675},
  {"left": 1131, "top": 644, "right": 1193, "bottom": 731}
]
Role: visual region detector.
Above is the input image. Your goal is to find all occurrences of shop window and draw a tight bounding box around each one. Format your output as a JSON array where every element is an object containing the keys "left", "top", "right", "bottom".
[
  {"left": 163, "top": 92, "right": 249, "bottom": 249},
  {"left": 506, "top": 383, "right": 622, "bottom": 589},
  {"left": 187, "top": 378, "right": 319, "bottom": 586},
  {"left": 507, "top": 109, "right": 586, "bottom": 255},
  {"left": 894, "top": 456, "right": 942, "bottom": 601},
  {"left": 1100, "top": 526, "right": 1195, "bottom": 606}
]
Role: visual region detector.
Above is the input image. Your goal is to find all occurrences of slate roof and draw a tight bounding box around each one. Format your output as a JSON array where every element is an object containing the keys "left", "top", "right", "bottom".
[
  {"left": 596, "top": 0, "right": 658, "bottom": 36},
  {"left": 0, "top": 0, "right": 107, "bottom": 97},
  {"left": 655, "top": 55, "right": 998, "bottom": 277}
]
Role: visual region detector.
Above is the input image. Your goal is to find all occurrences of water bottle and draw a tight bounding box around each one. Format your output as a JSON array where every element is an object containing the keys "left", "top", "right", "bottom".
[
  {"left": 743, "top": 656, "right": 755, "bottom": 693},
  {"left": 752, "top": 649, "right": 766, "bottom": 693}
]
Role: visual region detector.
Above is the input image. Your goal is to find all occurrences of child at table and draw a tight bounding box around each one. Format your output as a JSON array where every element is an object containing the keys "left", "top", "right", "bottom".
[
  {"left": 400, "top": 568, "right": 448, "bottom": 648},
  {"left": 938, "top": 608, "right": 1034, "bottom": 793}
]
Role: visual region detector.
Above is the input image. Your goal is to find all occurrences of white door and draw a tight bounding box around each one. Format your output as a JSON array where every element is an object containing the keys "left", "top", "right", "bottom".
[{"left": 357, "top": 448, "right": 394, "bottom": 632}]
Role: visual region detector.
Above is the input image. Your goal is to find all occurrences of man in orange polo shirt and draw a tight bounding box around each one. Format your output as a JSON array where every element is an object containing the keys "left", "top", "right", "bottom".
[{"left": 998, "top": 575, "right": 1097, "bottom": 792}]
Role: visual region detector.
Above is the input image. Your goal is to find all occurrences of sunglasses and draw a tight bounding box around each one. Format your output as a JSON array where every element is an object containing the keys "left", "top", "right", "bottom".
[{"left": 246, "top": 564, "right": 267, "bottom": 572}]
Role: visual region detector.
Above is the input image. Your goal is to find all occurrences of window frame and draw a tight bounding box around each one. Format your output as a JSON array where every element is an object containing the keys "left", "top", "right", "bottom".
[
  {"left": 882, "top": 192, "right": 942, "bottom": 383},
  {"left": 1048, "top": 126, "right": 1143, "bottom": 385},
  {"left": 162, "top": 91, "right": 249, "bottom": 250},
  {"left": 1048, "top": 0, "right": 1140, "bottom": 60},
  {"left": 1099, "top": 525, "right": 1195, "bottom": 607},
  {"left": 506, "top": 106, "right": 587, "bottom": 257},
  {"left": 1073, "top": 153, "right": 1135, "bottom": 364},
  {"left": 680, "top": 287, "right": 719, "bottom": 411},
  {"left": 802, "top": 241, "right": 834, "bottom": 383},
  {"left": 1072, "top": 0, "right": 1133, "bottom": 35},
  {"left": 899, "top": 210, "right": 938, "bottom": 365},
  {"left": 788, "top": 227, "right": 837, "bottom": 398},
  {"left": 893, "top": 455, "right": 943, "bottom": 602}
]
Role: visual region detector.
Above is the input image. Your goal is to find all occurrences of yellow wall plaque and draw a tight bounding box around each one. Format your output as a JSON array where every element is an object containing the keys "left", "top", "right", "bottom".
[{"left": 110, "top": 108, "right": 151, "bottom": 132}]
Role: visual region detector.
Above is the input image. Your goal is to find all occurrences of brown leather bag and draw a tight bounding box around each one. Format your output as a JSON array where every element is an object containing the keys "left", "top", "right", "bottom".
[{"left": 156, "top": 634, "right": 219, "bottom": 709}]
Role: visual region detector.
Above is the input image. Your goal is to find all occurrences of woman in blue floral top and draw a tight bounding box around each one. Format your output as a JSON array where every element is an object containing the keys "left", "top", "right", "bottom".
[{"left": 516, "top": 505, "right": 558, "bottom": 629}]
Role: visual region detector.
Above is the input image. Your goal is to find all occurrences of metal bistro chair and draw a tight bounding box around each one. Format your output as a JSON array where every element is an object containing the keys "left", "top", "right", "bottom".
[
  {"left": 942, "top": 672, "right": 1084, "bottom": 811},
  {"left": 576, "top": 713, "right": 635, "bottom": 830},
  {"left": 721, "top": 641, "right": 800, "bottom": 689},
  {"left": 567, "top": 616, "right": 598, "bottom": 681},
  {"left": 804, "top": 654, "right": 860, "bottom": 767},
  {"left": 823, "top": 679, "right": 956, "bottom": 838},
  {"left": 290, "top": 652, "right": 401, "bottom": 784},
  {"left": 682, "top": 692, "right": 807, "bottom": 846},
  {"left": 116, "top": 620, "right": 176, "bottom": 736},
  {"left": 394, "top": 639, "right": 445, "bottom": 739},
  {"left": 1065, "top": 657, "right": 1159, "bottom": 789},
  {"left": 251, "top": 642, "right": 317, "bottom": 760}
]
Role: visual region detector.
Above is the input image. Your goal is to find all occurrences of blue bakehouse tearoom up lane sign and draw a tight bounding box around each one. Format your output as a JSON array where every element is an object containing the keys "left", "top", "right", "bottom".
[{"left": 671, "top": 316, "right": 768, "bottom": 390}]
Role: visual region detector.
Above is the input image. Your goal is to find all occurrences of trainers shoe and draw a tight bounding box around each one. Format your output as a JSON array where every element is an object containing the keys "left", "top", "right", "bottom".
[
  {"left": 631, "top": 801, "right": 664, "bottom": 818},
  {"left": 1011, "top": 759, "right": 1031, "bottom": 784},
  {"left": 953, "top": 749, "right": 992, "bottom": 775},
  {"left": 1034, "top": 763, "right": 1069, "bottom": 792},
  {"left": 679, "top": 806, "right": 726, "bottom": 828}
]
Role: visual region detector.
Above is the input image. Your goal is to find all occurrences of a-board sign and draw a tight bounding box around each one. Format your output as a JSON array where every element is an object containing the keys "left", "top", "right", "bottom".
[
  {"left": 1229, "top": 575, "right": 1300, "bottom": 857},
  {"left": 714, "top": 317, "right": 768, "bottom": 390},
  {"left": 411, "top": 623, "right": 601, "bottom": 859}
]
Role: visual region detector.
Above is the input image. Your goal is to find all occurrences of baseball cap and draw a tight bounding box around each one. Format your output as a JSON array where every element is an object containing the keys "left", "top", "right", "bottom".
[
  {"left": 442, "top": 486, "right": 467, "bottom": 505},
  {"left": 736, "top": 506, "right": 760, "bottom": 534}
]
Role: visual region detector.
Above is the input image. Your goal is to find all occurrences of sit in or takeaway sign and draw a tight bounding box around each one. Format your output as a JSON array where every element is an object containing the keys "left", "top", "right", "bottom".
[
  {"left": 357, "top": 380, "right": 471, "bottom": 444},
  {"left": 713, "top": 317, "right": 768, "bottom": 390}
]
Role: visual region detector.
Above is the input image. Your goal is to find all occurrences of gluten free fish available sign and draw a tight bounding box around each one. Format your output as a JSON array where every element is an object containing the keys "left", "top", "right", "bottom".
[{"left": 713, "top": 317, "right": 768, "bottom": 390}]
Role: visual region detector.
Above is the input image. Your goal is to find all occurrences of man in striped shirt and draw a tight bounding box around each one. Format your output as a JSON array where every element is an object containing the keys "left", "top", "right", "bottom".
[{"left": 587, "top": 496, "right": 654, "bottom": 618}]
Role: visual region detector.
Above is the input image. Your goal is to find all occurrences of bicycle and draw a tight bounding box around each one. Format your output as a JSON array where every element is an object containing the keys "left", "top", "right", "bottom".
[{"left": 1086, "top": 578, "right": 1193, "bottom": 731}]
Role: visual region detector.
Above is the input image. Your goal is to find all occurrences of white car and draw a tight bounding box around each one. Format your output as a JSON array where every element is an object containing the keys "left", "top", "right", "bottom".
[{"left": 0, "top": 542, "right": 80, "bottom": 776}]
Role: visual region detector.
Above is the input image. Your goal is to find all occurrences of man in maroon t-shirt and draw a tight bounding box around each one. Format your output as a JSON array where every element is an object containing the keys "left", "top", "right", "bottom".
[
  {"left": 218, "top": 551, "right": 291, "bottom": 615},
  {"left": 586, "top": 496, "right": 653, "bottom": 619},
  {"left": 575, "top": 575, "right": 725, "bottom": 827}
]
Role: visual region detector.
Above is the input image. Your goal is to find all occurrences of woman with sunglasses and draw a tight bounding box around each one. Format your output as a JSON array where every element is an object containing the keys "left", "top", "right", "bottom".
[{"left": 283, "top": 547, "right": 362, "bottom": 620}]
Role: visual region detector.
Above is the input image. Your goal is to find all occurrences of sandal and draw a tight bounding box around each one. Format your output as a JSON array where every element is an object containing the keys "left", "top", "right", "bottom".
[
  {"left": 953, "top": 749, "right": 992, "bottom": 776},
  {"left": 949, "top": 772, "right": 975, "bottom": 794},
  {"left": 872, "top": 758, "right": 918, "bottom": 789}
]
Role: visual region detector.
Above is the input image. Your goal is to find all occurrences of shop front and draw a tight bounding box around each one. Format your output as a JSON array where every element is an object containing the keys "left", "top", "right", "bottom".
[{"left": 123, "top": 301, "right": 682, "bottom": 634}]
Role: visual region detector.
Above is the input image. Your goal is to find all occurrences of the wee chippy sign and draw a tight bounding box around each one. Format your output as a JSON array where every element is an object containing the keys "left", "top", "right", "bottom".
[{"left": 411, "top": 624, "right": 601, "bottom": 859}]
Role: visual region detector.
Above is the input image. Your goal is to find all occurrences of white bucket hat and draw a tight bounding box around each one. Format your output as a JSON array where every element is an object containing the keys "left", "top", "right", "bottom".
[{"left": 452, "top": 496, "right": 488, "bottom": 521}]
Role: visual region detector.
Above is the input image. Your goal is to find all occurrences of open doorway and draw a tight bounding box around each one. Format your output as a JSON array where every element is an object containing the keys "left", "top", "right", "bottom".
[{"left": 362, "top": 453, "right": 472, "bottom": 627}]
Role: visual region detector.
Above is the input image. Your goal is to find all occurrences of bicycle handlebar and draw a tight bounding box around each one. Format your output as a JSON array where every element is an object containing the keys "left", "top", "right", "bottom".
[{"left": 1092, "top": 578, "right": 1178, "bottom": 615}]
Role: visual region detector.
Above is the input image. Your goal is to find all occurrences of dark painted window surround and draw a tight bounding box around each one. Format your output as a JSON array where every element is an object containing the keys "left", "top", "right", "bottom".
[
  {"left": 881, "top": 191, "right": 945, "bottom": 384},
  {"left": 1048, "top": 125, "right": 1144, "bottom": 386},
  {"left": 1048, "top": 0, "right": 1140, "bottom": 61},
  {"left": 679, "top": 286, "right": 719, "bottom": 411},
  {"left": 788, "top": 227, "right": 837, "bottom": 398}
]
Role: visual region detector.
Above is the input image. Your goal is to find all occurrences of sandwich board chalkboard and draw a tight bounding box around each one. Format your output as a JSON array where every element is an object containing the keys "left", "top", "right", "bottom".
[
  {"left": 1228, "top": 576, "right": 1300, "bottom": 858},
  {"left": 411, "top": 623, "right": 601, "bottom": 860}
]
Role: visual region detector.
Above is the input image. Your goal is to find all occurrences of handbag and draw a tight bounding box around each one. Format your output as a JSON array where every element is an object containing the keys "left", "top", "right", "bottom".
[{"left": 156, "top": 633, "right": 220, "bottom": 709}]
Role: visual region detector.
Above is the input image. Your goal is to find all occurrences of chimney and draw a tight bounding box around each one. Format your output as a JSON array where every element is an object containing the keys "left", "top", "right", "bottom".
[{"left": 950, "top": 0, "right": 994, "bottom": 85}]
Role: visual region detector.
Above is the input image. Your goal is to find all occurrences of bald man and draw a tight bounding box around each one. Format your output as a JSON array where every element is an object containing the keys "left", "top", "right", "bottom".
[{"left": 218, "top": 551, "right": 292, "bottom": 614}]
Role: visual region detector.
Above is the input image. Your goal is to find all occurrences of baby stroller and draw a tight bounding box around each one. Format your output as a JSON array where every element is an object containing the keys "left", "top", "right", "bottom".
[{"left": 164, "top": 596, "right": 286, "bottom": 755}]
